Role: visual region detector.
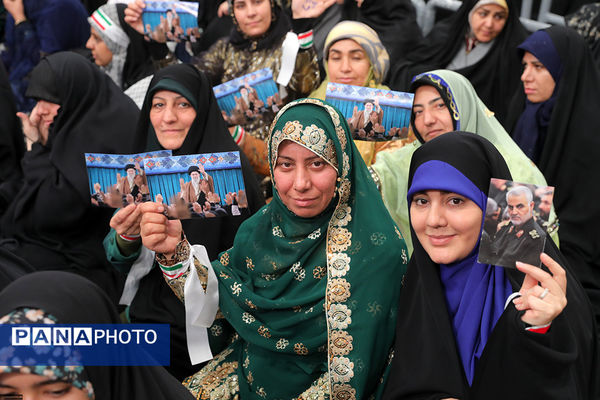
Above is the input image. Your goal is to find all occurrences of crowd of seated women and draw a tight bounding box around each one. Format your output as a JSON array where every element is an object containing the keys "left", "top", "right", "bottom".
[{"left": 0, "top": 0, "right": 598, "bottom": 398}]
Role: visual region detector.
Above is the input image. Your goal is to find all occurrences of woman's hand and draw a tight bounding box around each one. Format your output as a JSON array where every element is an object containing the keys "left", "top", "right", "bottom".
[
  {"left": 16, "top": 111, "right": 41, "bottom": 145},
  {"left": 513, "top": 252, "right": 567, "bottom": 327},
  {"left": 3, "top": 0, "right": 26, "bottom": 24},
  {"left": 291, "top": 0, "right": 338, "bottom": 19},
  {"left": 110, "top": 203, "right": 142, "bottom": 236},
  {"left": 124, "top": 0, "right": 146, "bottom": 35},
  {"left": 139, "top": 201, "right": 182, "bottom": 256},
  {"left": 217, "top": 1, "right": 229, "bottom": 17}
]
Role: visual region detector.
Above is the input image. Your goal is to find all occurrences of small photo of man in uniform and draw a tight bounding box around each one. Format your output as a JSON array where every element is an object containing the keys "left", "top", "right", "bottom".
[{"left": 478, "top": 179, "right": 554, "bottom": 268}]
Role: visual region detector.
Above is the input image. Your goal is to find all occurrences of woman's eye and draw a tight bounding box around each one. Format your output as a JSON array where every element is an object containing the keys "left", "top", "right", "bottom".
[
  {"left": 412, "top": 197, "right": 428, "bottom": 206},
  {"left": 413, "top": 108, "right": 423, "bottom": 116},
  {"left": 152, "top": 102, "right": 164, "bottom": 109},
  {"left": 311, "top": 160, "right": 324, "bottom": 168},
  {"left": 435, "top": 102, "right": 446, "bottom": 109},
  {"left": 448, "top": 197, "right": 464, "bottom": 206},
  {"left": 177, "top": 101, "right": 191, "bottom": 108}
]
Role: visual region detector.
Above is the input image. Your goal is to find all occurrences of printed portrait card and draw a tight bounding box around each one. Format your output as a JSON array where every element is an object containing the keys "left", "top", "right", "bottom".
[
  {"left": 213, "top": 68, "right": 281, "bottom": 127},
  {"left": 142, "top": 151, "right": 249, "bottom": 220},
  {"left": 85, "top": 150, "right": 172, "bottom": 208},
  {"left": 142, "top": 1, "right": 201, "bottom": 43},
  {"left": 478, "top": 178, "right": 555, "bottom": 268},
  {"left": 325, "top": 83, "right": 414, "bottom": 142}
]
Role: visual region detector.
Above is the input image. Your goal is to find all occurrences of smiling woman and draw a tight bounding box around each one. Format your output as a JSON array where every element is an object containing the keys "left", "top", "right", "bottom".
[
  {"left": 137, "top": 98, "right": 408, "bottom": 399},
  {"left": 382, "top": 132, "right": 598, "bottom": 399},
  {"left": 149, "top": 90, "right": 197, "bottom": 150},
  {"left": 388, "top": 0, "right": 526, "bottom": 125}
]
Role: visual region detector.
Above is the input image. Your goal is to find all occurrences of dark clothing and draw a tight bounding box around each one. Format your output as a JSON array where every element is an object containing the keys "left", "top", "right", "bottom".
[
  {"left": 483, "top": 218, "right": 546, "bottom": 268},
  {"left": 0, "top": 271, "right": 196, "bottom": 400},
  {"left": 115, "top": 3, "right": 157, "bottom": 91},
  {"left": 383, "top": 132, "right": 598, "bottom": 400},
  {"left": 107, "top": 64, "right": 264, "bottom": 380},
  {"left": 1, "top": 0, "right": 90, "bottom": 112},
  {"left": 0, "top": 52, "right": 139, "bottom": 303},
  {"left": 0, "top": 59, "right": 24, "bottom": 194},
  {"left": 505, "top": 25, "right": 600, "bottom": 333},
  {"left": 387, "top": 0, "right": 526, "bottom": 125}
]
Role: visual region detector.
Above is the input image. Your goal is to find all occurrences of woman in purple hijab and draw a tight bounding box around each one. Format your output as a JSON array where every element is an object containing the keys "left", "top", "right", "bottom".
[{"left": 382, "top": 131, "right": 598, "bottom": 399}]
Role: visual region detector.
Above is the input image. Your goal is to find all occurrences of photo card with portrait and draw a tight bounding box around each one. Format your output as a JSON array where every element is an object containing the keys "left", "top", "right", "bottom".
[
  {"left": 142, "top": 151, "right": 249, "bottom": 220},
  {"left": 325, "top": 83, "right": 414, "bottom": 142},
  {"left": 213, "top": 68, "right": 281, "bottom": 128},
  {"left": 85, "top": 150, "right": 172, "bottom": 208},
  {"left": 478, "top": 178, "right": 555, "bottom": 268},
  {"left": 142, "top": 1, "right": 201, "bottom": 43}
]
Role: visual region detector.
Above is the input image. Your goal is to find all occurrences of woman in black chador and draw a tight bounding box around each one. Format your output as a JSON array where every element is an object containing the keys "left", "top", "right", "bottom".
[
  {"left": 0, "top": 52, "right": 140, "bottom": 302},
  {"left": 387, "top": 0, "right": 526, "bottom": 125},
  {"left": 383, "top": 132, "right": 598, "bottom": 400}
]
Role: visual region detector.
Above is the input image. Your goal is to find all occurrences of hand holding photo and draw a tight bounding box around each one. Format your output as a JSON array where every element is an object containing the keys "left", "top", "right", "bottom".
[
  {"left": 325, "top": 83, "right": 414, "bottom": 142},
  {"left": 478, "top": 178, "right": 555, "bottom": 268},
  {"left": 85, "top": 151, "right": 172, "bottom": 208},
  {"left": 142, "top": 151, "right": 248, "bottom": 220},
  {"left": 213, "top": 68, "right": 281, "bottom": 128},
  {"left": 142, "top": 1, "right": 200, "bottom": 43}
]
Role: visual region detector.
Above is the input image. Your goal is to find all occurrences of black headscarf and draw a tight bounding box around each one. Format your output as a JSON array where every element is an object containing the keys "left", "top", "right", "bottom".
[
  {"left": 505, "top": 25, "right": 600, "bottom": 332},
  {"left": 127, "top": 63, "right": 264, "bottom": 380},
  {"left": 115, "top": 3, "right": 156, "bottom": 90},
  {"left": 387, "top": 0, "right": 527, "bottom": 125},
  {"left": 0, "top": 52, "right": 139, "bottom": 301},
  {"left": 0, "top": 59, "right": 24, "bottom": 186},
  {"left": 227, "top": 0, "right": 291, "bottom": 51},
  {"left": 383, "top": 132, "right": 598, "bottom": 399},
  {"left": 0, "top": 271, "right": 195, "bottom": 400}
]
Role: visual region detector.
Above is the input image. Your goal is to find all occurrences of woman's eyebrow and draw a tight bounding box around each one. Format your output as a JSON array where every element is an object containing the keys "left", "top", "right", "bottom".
[{"left": 33, "top": 378, "right": 70, "bottom": 388}]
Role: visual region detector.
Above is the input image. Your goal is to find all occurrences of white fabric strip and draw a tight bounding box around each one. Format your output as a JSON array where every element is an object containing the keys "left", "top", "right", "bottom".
[
  {"left": 119, "top": 247, "right": 156, "bottom": 306},
  {"left": 184, "top": 245, "right": 220, "bottom": 364},
  {"left": 276, "top": 32, "right": 300, "bottom": 87}
]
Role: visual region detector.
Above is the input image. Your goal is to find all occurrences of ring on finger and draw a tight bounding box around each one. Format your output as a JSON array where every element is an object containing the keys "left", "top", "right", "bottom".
[{"left": 539, "top": 288, "right": 549, "bottom": 300}]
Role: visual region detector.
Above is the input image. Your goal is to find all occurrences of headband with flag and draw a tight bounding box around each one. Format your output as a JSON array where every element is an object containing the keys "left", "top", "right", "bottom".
[{"left": 89, "top": 8, "right": 130, "bottom": 48}]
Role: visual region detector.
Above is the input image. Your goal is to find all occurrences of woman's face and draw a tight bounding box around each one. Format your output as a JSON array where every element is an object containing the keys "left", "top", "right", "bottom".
[
  {"left": 412, "top": 85, "right": 454, "bottom": 142},
  {"left": 410, "top": 190, "right": 482, "bottom": 264},
  {"left": 521, "top": 51, "right": 556, "bottom": 103},
  {"left": 0, "top": 373, "right": 89, "bottom": 399},
  {"left": 149, "top": 90, "right": 197, "bottom": 150},
  {"left": 273, "top": 140, "right": 338, "bottom": 218},
  {"left": 86, "top": 27, "right": 113, "bottom": 67},
  {"left": 232, "top": 0, "right": 272, "bottom": 38},
  {"left": 470, "top": 4, "right": 508, "bottom": 43},
  {"left": 327, "top": 39, "right": 371, "bottom": 87}
]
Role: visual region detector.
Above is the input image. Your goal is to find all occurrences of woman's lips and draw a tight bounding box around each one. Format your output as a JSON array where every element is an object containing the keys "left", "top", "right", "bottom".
[{"left": 427, "top": 234, "right": 455, "bottom": 246}]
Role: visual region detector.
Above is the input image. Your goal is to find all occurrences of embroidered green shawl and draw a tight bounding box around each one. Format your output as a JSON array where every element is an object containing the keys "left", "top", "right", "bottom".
[{"left": 210, "top": 99, "right": 408, "bottom": 399}]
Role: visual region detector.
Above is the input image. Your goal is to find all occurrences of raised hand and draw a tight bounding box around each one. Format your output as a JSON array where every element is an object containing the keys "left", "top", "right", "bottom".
[
  {"left": 291, "top": 0, "right": 338, "bottom": 19},
  {"left": 139, "top": 201, "right": 183, "bottom": 255},
  {"left": 513, "top": 253, "right": 567, "bottom": 327},
  {"left": 110, "top": 203, "right": 142, "bottom": 236},
  {"left": 124, "top": 0, "right": 146, "bottom": 35}
]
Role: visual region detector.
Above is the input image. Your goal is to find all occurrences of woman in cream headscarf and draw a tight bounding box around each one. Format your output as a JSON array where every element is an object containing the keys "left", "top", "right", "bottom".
[
  {"left": 371, "top": 70, "right": 559, "bottom": 253},
  {"left": 311, "top": 20, "right": 401, "bottom": 166}
]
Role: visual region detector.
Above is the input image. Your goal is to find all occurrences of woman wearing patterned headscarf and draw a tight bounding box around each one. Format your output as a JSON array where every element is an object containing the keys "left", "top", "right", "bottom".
[
  {"left": 310, "top": 20, "right": 402, "bottom": 166},
  {"left": 371, "top": 70, "right": 556, "bottom": 253},
  {"left": 0, "top": 271, "right": 196, "bottom": 399},
  {"left": 138, "top": 98, "right": 408, "bottom": 399}
]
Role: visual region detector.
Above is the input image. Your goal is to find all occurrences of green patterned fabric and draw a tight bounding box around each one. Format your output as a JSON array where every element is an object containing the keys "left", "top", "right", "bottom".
[
  {"left": 202, "top": 99, "right": 407, "bottom": 399},
  {"left": 372, "top": 69, "right": 559, "bottom": 253}
]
